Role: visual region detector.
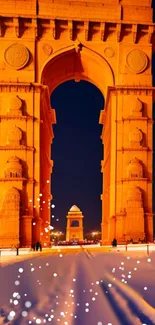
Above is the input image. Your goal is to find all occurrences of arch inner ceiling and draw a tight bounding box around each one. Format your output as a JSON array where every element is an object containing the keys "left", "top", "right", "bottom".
[{"left": 41, "top": 46, "right": 114, "bottom": 96}]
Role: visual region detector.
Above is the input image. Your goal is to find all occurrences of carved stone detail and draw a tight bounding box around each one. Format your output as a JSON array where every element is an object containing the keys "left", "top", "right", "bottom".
[
  {"left": 7, "top": 95, "right": 22, "bottom": 116},
  {"left": 104, "top": 47, "right": 115, "bottom": 58},
  {"left": 130, "top": 97, "right": 143, "bottom": 117},
  {"left": 126, "top": 49, "right": 148, "bottom": 74},
  {"left": 68, "top": 20, "right": 73, "bottom": 40},
  {"left": 129, "top": 128, "right": 143, "bottom": 146},
  {"left": 100, "top": 22, "right": 106, "bottom": 41},
  {"left": 4, "top": 156, "right": 22, "bottom": 178},
  {"left": 7, "top": 125, "right": 22, "bottom": 145},
  {"left": 4, "top": 187, "right": 20, "bottom": 205},
  {"left": 127, "top": 186, "right": 143, "bottom": 208},
  {"left": 127, "top": 157, "right": 143, "bottom": 178},
  {"left": 42, "top": 44, "right": 53, "bottom": 56},
  {"left": 4, "top": 43, "right": 29, "bottom": 70}
]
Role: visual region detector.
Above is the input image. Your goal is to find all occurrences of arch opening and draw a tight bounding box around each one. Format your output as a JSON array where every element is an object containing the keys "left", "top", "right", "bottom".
[
  {"left": 50, "top": 79, "right": 104, "bottom": 235},
  {"left": 39, "top": 46, "right": 114, "bottom": 246},
  {"left": 71, "top": 220, "right": 80, "bottom": 228}
]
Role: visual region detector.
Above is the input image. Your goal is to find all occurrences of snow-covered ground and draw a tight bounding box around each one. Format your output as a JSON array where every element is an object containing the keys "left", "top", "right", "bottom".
[{"left": 1, "top": 248, "right": 155, "bottom": 325}]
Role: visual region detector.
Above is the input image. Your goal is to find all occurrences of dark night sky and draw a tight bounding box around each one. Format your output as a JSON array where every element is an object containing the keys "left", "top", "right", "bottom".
[
  {"left": 50, "top": 2, "right": 155, "bottom": 235},
  {"left": 51, "top": 81, "right": 104, "bottom": 233}
]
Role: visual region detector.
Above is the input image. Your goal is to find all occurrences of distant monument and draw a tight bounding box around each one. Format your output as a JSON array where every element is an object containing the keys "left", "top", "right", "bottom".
[{"left": 66, "top": 205, "right": 84, "bottom": 241}]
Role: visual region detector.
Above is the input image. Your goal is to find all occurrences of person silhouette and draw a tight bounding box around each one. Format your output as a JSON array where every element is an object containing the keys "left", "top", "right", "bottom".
[{"left": 112, "top": 238, "right": 117, "bottom": 247}]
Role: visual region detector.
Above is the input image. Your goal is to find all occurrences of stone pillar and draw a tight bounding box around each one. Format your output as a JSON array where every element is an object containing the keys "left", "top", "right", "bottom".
[
  {"left": 109, "top": 216, "right": 116, "bottom": 243},
  {"left": 145, "top": 214, "right": 154, "bottom": 242},
  {"left": 116, "top": 215, "right": 125, "bottom": 243},
  {"left": 102, "top": 220, "right": 109, "bottom": 245},
  {"left": 20, "top": 215, "right": 33, "bottom": 247},
  {"left": 32, "top": 217, "right": 42, "bottom": 245}
]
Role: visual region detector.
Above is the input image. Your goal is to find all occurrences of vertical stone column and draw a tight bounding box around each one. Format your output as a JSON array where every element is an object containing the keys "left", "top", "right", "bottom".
[
  {"left": 115, "top": 89, "right": 154, "bottom": 243},
  {"left": 145, "top": 214, "right": 154, "bottom": 242},
  {"left": 32, "top": 217, "right": 43, "bottom": 245},
  {"left": 109, "top": 216, "right": 116, "bottom": 242},
  {"left": 20, "top": 215, "right": 33, "bottom": 247}
]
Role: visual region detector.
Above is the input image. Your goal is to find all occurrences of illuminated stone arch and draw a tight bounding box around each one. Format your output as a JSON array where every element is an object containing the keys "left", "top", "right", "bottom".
[
  {"left": 0, "top": 1, "right": 153, "bottom": 247},
  {"left": 40, "top": 45, "right": 115, "bottom": 95},
  {"left": 40, "top": 45, "right": 114, "bottom": 245}
]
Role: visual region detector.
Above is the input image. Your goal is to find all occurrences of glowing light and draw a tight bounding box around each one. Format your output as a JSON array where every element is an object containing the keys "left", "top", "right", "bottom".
[
  {"left": 10, "top": 311, "right": 16, "bottom": 317},
  {"left": 51, "top": 204, "right": 55, "bottom": 208},
  {"left": 25, "top": 301, "right": 32, "bottom": 308},
  {"left": 60, "top": 312, "right": 65, "bottom": 316},
  {"left": 144, "top": 287, "right": 147, "bottom": 290},
  {"left": 147, "top": 258, "right": 151, "bottom": 262},
  {"left": 36, "top": 319, "right": 41, "bottom": 324},
  {"left": 22, "top": 311, "right": 28, "bottom": 317},
  {"left": 13, "top": 300, "right": 18, "bottom": 305},
  {"left": 53, "top": 273, "right": 57, "bottom": 277},
  {"left": 18, "top": 268, "right": 24, "bottom": 273},
  {"left": 85, "top": 308, "right": 89, "bottom": 312}
]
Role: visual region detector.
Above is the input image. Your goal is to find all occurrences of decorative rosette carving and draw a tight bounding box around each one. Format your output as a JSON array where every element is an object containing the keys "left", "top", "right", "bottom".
[
  {"left": 126, "top": 49, "right": 148, "bottom": 74},
  {"left": 4, "top": 43, "right": 29, "bottom": 70}
]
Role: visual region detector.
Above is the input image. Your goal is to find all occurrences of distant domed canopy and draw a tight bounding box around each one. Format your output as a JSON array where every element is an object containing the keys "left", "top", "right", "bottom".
[{"left": 70, "top": 205, "right": 80, "bottom": 212}]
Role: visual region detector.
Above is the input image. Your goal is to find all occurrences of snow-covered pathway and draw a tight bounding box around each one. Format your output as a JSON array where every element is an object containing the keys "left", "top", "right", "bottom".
[{"left": 0, "top": 249, "right": 155, "bottom": 325}]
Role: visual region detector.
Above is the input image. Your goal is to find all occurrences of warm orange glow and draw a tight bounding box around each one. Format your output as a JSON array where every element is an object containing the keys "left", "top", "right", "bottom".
[{"left": 0, "top": 0, "right": 153, "bottom": 248}]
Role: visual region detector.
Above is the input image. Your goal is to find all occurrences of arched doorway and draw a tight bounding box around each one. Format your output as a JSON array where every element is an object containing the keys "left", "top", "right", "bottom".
[
  {"left": 50, "top": 80, "right": 104, "bottom": 235},
  {"left": 0, "top": 1, "right": 153, "bottom": 248},
  {"left": 39, "top": 45, "right": 114, "bottom": 246}
]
